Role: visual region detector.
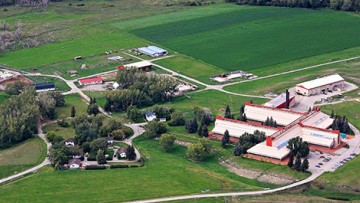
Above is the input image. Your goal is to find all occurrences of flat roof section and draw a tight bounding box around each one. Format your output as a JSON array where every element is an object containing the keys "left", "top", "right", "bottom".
[
  {"left": 124, "top": 61, "right": 152, "bottom": 68},
  {"left": 296, "top": 74, "right": 344, "bottom": 90}
]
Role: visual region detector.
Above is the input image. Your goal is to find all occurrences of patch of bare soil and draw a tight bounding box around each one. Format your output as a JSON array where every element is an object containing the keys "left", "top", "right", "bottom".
[{"left": 220, "top": 160, "right": 295, "bottom": 185}]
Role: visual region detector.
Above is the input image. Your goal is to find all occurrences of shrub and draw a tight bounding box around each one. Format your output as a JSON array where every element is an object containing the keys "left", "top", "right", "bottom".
[
  {"left": 85, "top": 165, "right": 107, "bottom": 170},
  {"left": 110, "top": 164, "right": 129, "bottom": 169},
  {"left": 57, "top": 119, "right": 69, "bottom": 128},
  {"left": 110, "top": 129, "right": 125, "bottom": 140},
  {"left": 168, "top": 111, "right": 185, "bottom": 126},
  {"left": 122, "top": 126, "right": 134, "bottom": 138},
  {"left": 46, "top": 132, "right": 56, "bottom": 143},
  {"left": 159, "top": 134, "right": 176, "bottom": 151}
]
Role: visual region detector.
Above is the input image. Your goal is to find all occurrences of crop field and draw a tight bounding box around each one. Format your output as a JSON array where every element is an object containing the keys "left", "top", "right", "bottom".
[
  {"left": 0, "top": 137, "right": 46, "bottom": 179},
  {"left": 224, "top": 58, "right": 360, "bottom": 96},
  {"left": 0, "top": 137, "right": 271, "bottom": 202},
  {"left": 132, "top": 5, "right": 360, "bottom": 75}
]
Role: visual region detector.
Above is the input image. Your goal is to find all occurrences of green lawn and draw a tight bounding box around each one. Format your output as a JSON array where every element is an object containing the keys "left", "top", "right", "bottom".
[
  {"left": 0, "top": 136, "right": 271, "bottom": 202},
  {"left": 55, "top": 94, "right": 88, "bottom": 119},
  {"left": 25, "top": 76, "right": 71, "bottom": 92},
  {"left": 0, "top": 137, "right": 46, "bottom": 179},
  {"left": 132, "top": 6, "right": 360, "bottom": 73},
  {"left": 321, "top": 101, "right": 360, "bottom": 130},
  {"left": 0, "top": 92, "right": 10, "bottom": 104},
  {"left": 167, "top": 125, "right": 310, "bottom": 181},
  {"left": 42, "top": 123, "right": 76, "bottom": 139},
  {"left": 224, "top": 58, "right": 360, "bottom": 96}
]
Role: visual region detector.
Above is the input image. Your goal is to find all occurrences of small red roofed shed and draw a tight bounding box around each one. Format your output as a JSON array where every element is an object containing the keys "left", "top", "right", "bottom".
[{"left": 79, "top": 77, "right": 103, "bottom": 86}]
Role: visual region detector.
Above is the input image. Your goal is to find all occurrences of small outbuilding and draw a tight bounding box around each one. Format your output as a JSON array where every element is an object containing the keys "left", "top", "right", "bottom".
[
  {"left": 68, "top": 158, "right": 81, "bottom": 170},
  {"left": 145, "top": 111, "right": 156, "bottom": 122},
  {"left": 137, "top": 46, "right": 168, "bottom": 57},
  {"left": 105, "top": 137, "right": 114, "bottom": 145},
  {"left": 124, "top": 61, "right": 152, "bottom": 72}
]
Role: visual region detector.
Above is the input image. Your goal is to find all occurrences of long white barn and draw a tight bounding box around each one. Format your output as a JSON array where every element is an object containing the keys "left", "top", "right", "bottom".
[{"left": 212, "top": 103, "right": 341, "bottom": 160}]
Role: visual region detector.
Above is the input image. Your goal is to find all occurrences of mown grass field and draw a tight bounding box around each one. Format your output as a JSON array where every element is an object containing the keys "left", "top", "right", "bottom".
[
  {"left": 321, "top": 101, "right": 360, "bottom": 130},
  {"left": 43, "top": 123, "right": 76, "bottom": 139},
  {"left": 0, "top": 136, "right": 271, "bottom": 202},
  {"left": 224, "top": 58, "right": 360, "bottom": 96},
  {"left": 132, "top": 6, "right": 360, "bottom": 73},
  {"left": 55, "top": 94, "right": 88, "bottom": 119},
  {"left": 0, "top": 137, "right": 46, "bottom": 179}
]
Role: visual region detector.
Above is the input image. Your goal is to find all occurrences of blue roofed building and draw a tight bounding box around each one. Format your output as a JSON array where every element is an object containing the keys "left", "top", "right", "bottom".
[{"left": 30, "top": 82, "right": 55, "bottom": 92}]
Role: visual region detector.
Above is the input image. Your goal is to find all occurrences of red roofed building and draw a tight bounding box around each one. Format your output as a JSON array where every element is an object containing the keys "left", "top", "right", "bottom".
[{"left": 79, "top": 77, "right": 103, "bottom": 86}]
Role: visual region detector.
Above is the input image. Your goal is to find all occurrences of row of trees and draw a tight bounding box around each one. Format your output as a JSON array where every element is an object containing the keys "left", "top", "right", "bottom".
[
  {"left": 263, "top": 116, "right": 278, "bottom": 127},
  {"left": 287, "top": 137, "right": 310, "bottom": 158},
  {"left": 227, "top": 0, "right": 360, "bottom": 12},
  {"left": 224, "top": 104, "right": 248, "bottom": 121},
  {"left": 185, "top": 107, "right": 214, "bottom": 138},
  {"left": 288, "top": 153, "right": 309, "bottom": 172},
  {"left": 104, "top": 69, "right": 179, "bottom": 112}
]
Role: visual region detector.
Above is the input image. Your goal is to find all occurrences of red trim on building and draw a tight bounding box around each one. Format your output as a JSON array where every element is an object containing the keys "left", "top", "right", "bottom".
[
  {"left": 79, "top": 77, "right": 103, "bottom": 84},
  {"left": 215, "top": 116, "right": 282, "bottom": 131},
  {"left": 118, "top": 65, "right": 124, "bottom": 70}
]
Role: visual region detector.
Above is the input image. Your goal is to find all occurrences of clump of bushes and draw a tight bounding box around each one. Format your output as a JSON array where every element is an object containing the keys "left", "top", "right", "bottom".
[{"left": 85, "top": 165, "right": 107, "bottom": 170}]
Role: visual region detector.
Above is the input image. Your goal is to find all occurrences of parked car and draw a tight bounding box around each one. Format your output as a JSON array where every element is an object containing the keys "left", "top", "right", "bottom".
[
  {"left": 320, "top": 155, "right": 325, "bottom": 158},
  {"left": 318, "top": 163, "right": 323, "bottom": 165}
]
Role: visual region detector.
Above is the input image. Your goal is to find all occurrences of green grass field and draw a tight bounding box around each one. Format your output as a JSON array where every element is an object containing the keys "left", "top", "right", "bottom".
[
  {"left": 321, "top": 101, "right": 360, "bottom": 130},
  {"left": 0, "top": 136, "right": 271, "bottom": 202},
  {"left": 132, "top": 6, "right": 360, "bottom": 73},
  {"left": 224, "top": 58, "right": 360, "bottom": 96},
  {"left": 0, "top": 92, "right": 10, "bottom": 104},
  {"left": 42, "top": 123, "right": 76, "bottom": 139},
  {"left": 55, "top": 94, "right": 88, "bottom": 119},
  {"left": 0, "top": 137, "right": 46, "bottom": 179}
]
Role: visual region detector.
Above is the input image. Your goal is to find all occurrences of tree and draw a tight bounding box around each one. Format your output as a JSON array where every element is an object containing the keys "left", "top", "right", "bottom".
[
  {"left": 288, "top": 152, "right": 294, "bottom": 168},
  {"left": 126, "top": 106, "right": 143, "bottom": 123},
  {"left": 185, "top": 118, "right": 198, "bottom": 133},
  {"left": 144, "top": 120, "right": 167, "bottom": 139},
  {"left": 198, "top": 124, "right": 208, "bottom": 137},
  {"left": 224, "top": 129, "right": 230, "bottom": 143},
  {"left": 193, "top": 107, "right": 213, "bottom": 125},
  {"left": 37, "top": 92, "right": 56, "bottom": 119},
  {"left": 99, "top": 118, "right": 122, "bottom": 137},
  {"left": 126, "top": 145, "right": 136, "bottom": 160},
  {"left": 153, "top": 105, "right": 172, "bottom": 120},
  {"left": 49, "top": 143, "right": 69, "bottom": 169},
  {"left": 168, "top": 111, "right": 185, "bottom": 126},
  {"left": 87, "top": 103, "right": 99, "bottom": 116},
  {"left": 221, "top": 135, "right": 227, "bottom": 148},
  {"left": 224, "top": 105, "right": 231, "bottom": 119},
  {"left": 96, "top": 149, "right": 107, "bottom": 164},
  {"left": 110, "top": 129, "right": 125, "bottom": 140},
  {"left": 159, "top": 134, "right": 176, "bottom": 151},
  {"left": 233, "top": 142, "right": 243, "bottom": 156},
  {"left": 240, "top": 104, "right": 245, "bottom": 115},
  {"left": 90, "top": 138, "right": 108, "bottom": 152},
  {"left": 48, "top": 91, "right": 65, "bottom": 107},
  {"left": 4, "top": 81, "right": 24, "bottom": 95},
  {"left": 301, "top": 158, "right": 309, "bottom": 172},
  {"left": 330, "top": 109, "right": 334, "bottom": 118},
  {"left": 82, "top": 142, "right": 91, "bottom": 153},
  {"left": 293, "top": 153, "right": 302, "bottom": 171},
  {"left": 71, "top": 106, "right": 76, "bottom": 117},
  {"left": 187, "top": 143, "right": 207, "bottom": 162}
]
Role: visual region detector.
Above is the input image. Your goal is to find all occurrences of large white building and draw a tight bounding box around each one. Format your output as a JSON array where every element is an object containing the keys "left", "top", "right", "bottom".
[
  {"left": 212, "top": 102, "right": 341, "bottom": 160},
  {"left": 295, "top": 74, "right": 345, "bottom": 96}
]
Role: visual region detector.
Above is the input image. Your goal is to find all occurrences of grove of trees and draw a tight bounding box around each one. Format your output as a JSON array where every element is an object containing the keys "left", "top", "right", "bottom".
[{"left": 104, "top": 69, "right": 179, "bottom": 112}]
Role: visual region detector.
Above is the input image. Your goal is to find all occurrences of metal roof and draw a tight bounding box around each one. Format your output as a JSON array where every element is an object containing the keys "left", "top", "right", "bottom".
[{"left": 296, "top": 74, "right": 344, "bottom": 90}]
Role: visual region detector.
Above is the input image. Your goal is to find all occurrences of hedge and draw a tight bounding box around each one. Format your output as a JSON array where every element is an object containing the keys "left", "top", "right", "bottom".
[{"left": 85, "top": 165, "right": 107, "bottom": 170}]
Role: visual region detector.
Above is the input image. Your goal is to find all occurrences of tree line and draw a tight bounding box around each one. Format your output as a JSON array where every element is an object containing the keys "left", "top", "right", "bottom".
[
  {"left": 104, "top": 69, "right": 179, "bottom": 113},
  {"left": 227, "top": 0, "right": 360, "bottom": 12}
]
